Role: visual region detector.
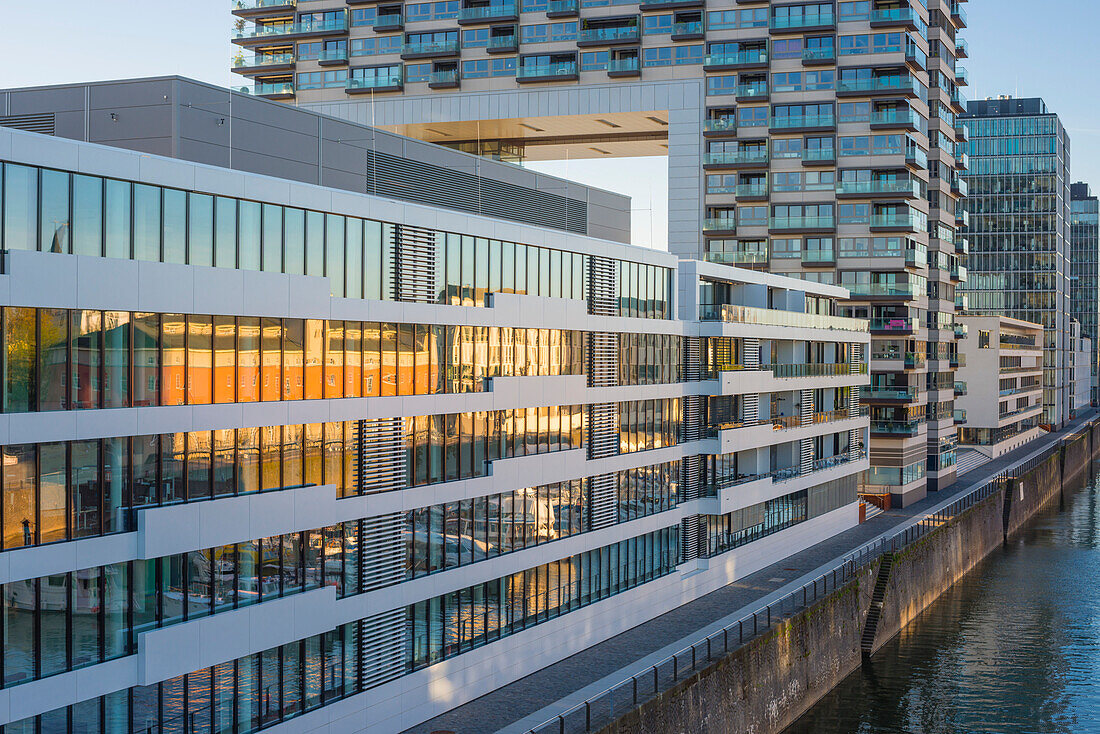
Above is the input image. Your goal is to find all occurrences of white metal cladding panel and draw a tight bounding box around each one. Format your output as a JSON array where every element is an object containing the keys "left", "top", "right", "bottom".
[
  {"left": 588, "top": 473, "right": 617, "bottom": 530},
  {"left": 358, "top": 418, "right": 407, "bottom": 495},
  {"left": 588, "top": 255, "right": 619, "bottom": 317},
  {"left": 679, "top": 454, "right": 702, "bottom": 502},
  {"left": 394, "top": 224, "right": 438, "bottom": 304},
  {"left": 360, "top": 513, "right": 406, "bottom": 592},
  {"left": 358, "top": 609, "right": 406, "bottom": 690},
  {"left": 743, "top": 338, "right": 760, "bottom": 369},
  {"left": 363, "top": 150, "right": 588, "bottom": 234},
  {"left": 587, "top": 402, "right": 619, "bottom": 459},
  {"left": 0, "top": 113, "right": 55, "bottom": 135},
  {"left": 588, "top": 332, "right": 619, "bottom": 388}
]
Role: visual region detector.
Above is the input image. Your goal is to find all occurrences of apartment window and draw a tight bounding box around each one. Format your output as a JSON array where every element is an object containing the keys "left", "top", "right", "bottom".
[
  {"left": 406, "top": 0, "right": 459, "bottom": 21},
  {"left": 351, "top": 36, "right": 402, "bottom": 56},
  {"left": 580, "top": 51, "right": 609, "bottom": 70},
  {"left": 772, "top": 38, "right": 803, "bottom": 60},
  {"left": 643, "top": 45, "right": 703, "bottom": 67},
  {"left": 706, "top": 75, "right": 738, "bottom": 96},
  {"left": 643, "top": 14, "right": 672, "bottom": 34}
]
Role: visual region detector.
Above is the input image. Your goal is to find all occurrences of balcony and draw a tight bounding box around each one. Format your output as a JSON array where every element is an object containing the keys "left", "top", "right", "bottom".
[
  {"left": 608, "top": 57, "right": 641, "bottom": 77},
  {"left": 770, "top": 215, "right": 836, "bottom": 233},
  {"left": 836, "top": 179, "right": 921, "bottom": 198},
  {"left": 906, "top": 147, "right": 929, "bottom": 169},
  {"left": 703, "top": 217, "right": 737, "bottom": 235},
  {"left": 735, "top": 82, "right": 768, "bottom": 101},
  {"left": 232, "top": 0, "right": 296, "bottom": 17},
  {"left": 639, "top": 0, "right": 704, "bottom": 10},
  {"left": 517, "top": 61, "right": 579, "bottom": 82},
  {"left": 850, "top": 282, "right": 921, "bottom": 299},
  {"left": 346, "top": 74, "right": 403, "bottom": 93},
  {"left": 865, "top": 386, "right": 918, "bottom": 402},
  {"left": 734, "top": 182, "right": 768, "bottom": 199},
  {"left": 802, "top": 47, "right": 835, "bottom": 65},
  {"left": 956, "top": 66, "right": 969, "bottom": 86},
  {"left": 951, "top": 88, "right": 969, "bottom": 112},
  {"left": 952, "top": 176, "right": 969, "bottom": 195},
  {"left": 954, "top": 382, "right": 967, "bottom": 396},
  {"left": 317, "top": 48, "right": 348, "bottom": 66},
  {"left": 671, "top": 21, "right": 704, "bottom": 40},
  {"left": 704, "top": 50, "right": 768, "bottom": 71},
  {"left": 373, "top": 13, "right": 404, "bottom": 31},
  {"left": 233, "top": 17, "right": 347, "bottom": 44},
  {"left": 769, "top": 12, "right": 834, "bottom": 32},
  {"left": 956, "top": 150, "right": 970, "bottom": 170},
  {"left": 870, "top": 211, "right": 923, "bottom": 231},
  {"left": 770, "top": 113, "right": 835, "bottom": 132},
  {"left": 457, "top": 3, "right": 518, "bottom": 24},
  {"left": 700, "top": 303, "right": 867, "bottom": 332},
  {"left": 401, "top": 40, "right": 460, "bottom": 60},
  {"left": 869, "top": 7, "right": 919, "bottom": 29},
  {"left": 703, "top": 149, "right": 769, "bottom": 168},
  {"left": 956, "top": 38, "right": 969, "bottom": 58},
  {"left": 871, "top": 350, "right": 925, "bottom": 369},
  {"left": 802, "top": 249, "right": 836, "bottom": 266},
  {"left": 546, "top": 0, "right": 578, "bottom": 16},
  {"left": 236, "top": 82, "right": 295, "bottom": 99},
  {"left": 836, "top": 76, "right": 918, "bottom": 97},
  {"left": 954, "top": 409, "right": 966, "bottom": 425},
  {"left": 801, "top": 148, "right": 836, "bottom": 165},
  {"left": 871, "top": 419, "right": 925, "bottom": 436},
  {"left": 428, "top": 69, "right": 460, "bottom": 89},
  {"left": 704, "top": 251, "right": 769, "bottom": 266},
  {"left": 956, "top": 208, "right": 970, "bottom": 227},
  {"left": 703, "top": 118, "right": 738, "bottom": 136},
  {"left": 578, "top": 25, "right": 640, "bottom": 46},
  {"left": 868, "top": 317, "right": 919, "bottom": 333},
  {"left": 870, "top": 108, "right": 921, "bottom": 130},
  {"left": 951, "top": 2, "right": 968, "bottom": 28},
  {"left": 486, "top": 34, "right": 518, "bottom": 53},
  {"left": 767, "top": 363, "right": 866, "bottom": 378},
  {"left": 232, "top": 52, "right": 295, "bottom": 73},
  {"left": 950, "top": 265, "right": 968, "bottom": 283}
]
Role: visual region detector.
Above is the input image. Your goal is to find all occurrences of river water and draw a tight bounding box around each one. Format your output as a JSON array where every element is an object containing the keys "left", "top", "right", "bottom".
[{"left": 786, "top": 462, "right": 1100, "bottom": 734}]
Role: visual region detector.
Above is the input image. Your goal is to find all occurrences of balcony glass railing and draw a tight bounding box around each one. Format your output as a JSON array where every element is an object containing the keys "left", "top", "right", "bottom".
[
  {"left": 871, "top": 350, "right": 924, "bottom": 367},
  {"left": 868, "top": 316, "right": 919, "bottom": 331},
  {"left": 706, "top": 50, "right": 768, "bottom": 66},
  {"left": 672, "top": 21, "right": 703, "bottom": 35},
  {"left": 703, "top": 118, "right": 738, "bottom": 133},
  {"left": 735, "top": 82, "right": 768, "bottom": 97},
  {"left": 735, "top": 183, "right": 768, "bottom": 198},
  {"left": 866, "top": 386, "right": 918, "bottom": 401},
  {"left": 956, "top": 38, "right": 969, "bottom": 56},
  {"left": 458, "top": 3, "right": 517, "bottom": 19},
  {"left": 954, "top": 382, "right": 968, "bottom": 395},
  {"left": 766, "top": 362, "right": 866, "bottom": 378},
  {"left": 373, "top": 13, "right": 403, "bottom": 27},
  {"left": 870, "top": 109, "right": 921, "bottom": 127},
  {"left": 547, "top": 0, "right": 578, "bottom": 11},
  {"left": 870, "top": 7, "right": 915, "bottom": 23},
  {"left": 955, "top": 66, "right": 969, "bottom": 85},
  {"left": 429, "top": 69, "right": 460, "bottom": 85},
  {"left": 346, "top": 75, "right": 403, "bottom": 90},
  {"left": 801, "top": 148, "right": 835, "bottom": 162},
  {"left": 837, "top": 76, "right": 916, "bottom": 94},
  {"left": 517, "top": 61, "right": 578, "bottom": 78},
  {"left": 487, "top": 34, "right": 518, "bottom": 49},
  {"left": 907, "top": 147, "right": 929, "bottom": 168},
  {"left": 704, "top": 251, "right": 769, "bottom": 266},
  {"left": 608, "top": 57, "right": 639, "bottom": 73},
  {"left": 771, "top": 114, "right": 834, "bottom": 129},
  {"left": 870, "top": 211, "right": 922, "bottom": 229},
  {"left": 700, "top": 303, "right": 868, "bottom": 332},
  {"left": 850, "top": 283, "right": 920, "bottom": 298},
  {"left": 235, "top": 17, "right": 347, "bottom": 40},
  {"left": 317, "top": 48, "right": 347, "bottom": 63},
  {"left": 704, "top": 150, "right": 769, "bottom": 166},
  {"left": 772, "top": 415, "right": 801, "bottom": 430},
  {"left": 232, "top": 52, "right": 295, "bottom": 68},
  {"left": 836, "top": 179, "right": 920, "bottom": 197},
  {"left": 802, "top": 47, "right": 835, "bottom": 62},
  {"left": 237, "top": 82, "right": 295, "bottom": 96},
  {"left": 802, "top": 249, "right": 835, "bottom": 263},
  {"left": 703, "top": 217, "right": 737, "bottom": 232},
  {"left": 954, "top": 409, "right": 967, "bottom": 423},
  {"left": 403, "top": 40, "right": 460, "bottom": 56},
  {"left": 232, "top": 0, "right": 295, "bottom": 9},
  {"left": 951, "top": 88, "right": 969, "bottom": 108},
  {"left": 770, "top": 13, "right": 834, "bottom": 29},
  {"left": 952, "top": 2, "right": 967, "bottom": 25},
  {"left": 579, "top": 25, "right": 640, "bottom": 42},
  {"left": 772, "top": 466, "right": 802, "bottom": 482},
  {"left": 770, "top": 215, "right": 835, "bottom": 230},
  {"left": 872, "top": 420, "right": 925, "bottom": 435}
]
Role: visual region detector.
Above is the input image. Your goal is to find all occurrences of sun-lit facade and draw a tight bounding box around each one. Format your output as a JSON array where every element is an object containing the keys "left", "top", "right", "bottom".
[{"left": 0, "top": 80, "right": 868, "bottom": 733}]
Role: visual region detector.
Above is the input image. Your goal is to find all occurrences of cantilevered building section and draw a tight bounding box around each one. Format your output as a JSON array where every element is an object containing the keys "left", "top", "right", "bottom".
[
  {"left": 228, "top": 0, "right": 969, "bottom": 508},
  {"left": 0, "top": 79, "right": 868, "bottom": 734},
  {"left": 1071, "top": 182, "right": 1099, "bottom": 405},
  {"left": 960, "top": 97, "right": 1073, "bottom": 430}
]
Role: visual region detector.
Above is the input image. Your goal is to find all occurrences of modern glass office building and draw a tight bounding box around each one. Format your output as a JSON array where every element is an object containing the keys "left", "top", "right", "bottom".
[
  {"left": 1071, "top": 181, "right": 1099, "bottom": 405},
  {"left": 0, "top": 79, "right": 869, "bottom": 733},
  {"left": 229, "top": 0, "right": 968, "bottom": 507},
  {"left": 960, "top": 97, "right": 1073, "bottom": 429}
]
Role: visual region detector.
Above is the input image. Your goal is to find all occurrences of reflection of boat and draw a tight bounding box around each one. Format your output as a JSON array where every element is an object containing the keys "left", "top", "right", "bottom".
[{"left": 234, "top": 576, "right": 282, "bottom": 604}]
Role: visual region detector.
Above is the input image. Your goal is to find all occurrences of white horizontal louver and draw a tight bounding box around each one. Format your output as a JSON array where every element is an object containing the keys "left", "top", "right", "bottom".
[
  {"left": 358, "top": 609, "right": 406, "bottom": 690},
  {"left": 588, "top": 474, "right": 617, "bottom": 530},
  {"left": 360, "top": 513, "right": 405, "bottom": 592},
  {"left": 394, "top": 224, "right": 438, "bottom": 303},
  {"left": 0, "top": 113, "right": 54, "bottom": 135},
  {"left": 357, "top": 418, "right": 406, "bottom": 495}
]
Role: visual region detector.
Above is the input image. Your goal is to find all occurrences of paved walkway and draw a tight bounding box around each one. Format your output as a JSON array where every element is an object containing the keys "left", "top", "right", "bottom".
[{"left": 406, "top": 411, "right": 1098, "bottom": 734}]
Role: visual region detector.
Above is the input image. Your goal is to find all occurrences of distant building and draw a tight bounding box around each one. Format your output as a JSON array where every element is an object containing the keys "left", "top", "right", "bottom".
[
  {"left": 961, "top": 97, "right": 1073, "bottom": 430},
  {"left": 1072, "top": 320, "right": 1093, "bottom": 413},
  {"left": 956, "top": 315, "right": 1045, "bottom": 458},
  {"left": 1071, "top": 182, "right": 1099, "bottom": 404}
]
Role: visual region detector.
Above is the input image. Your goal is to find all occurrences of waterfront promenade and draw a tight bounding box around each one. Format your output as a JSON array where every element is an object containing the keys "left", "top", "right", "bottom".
[{"left": 408, "top": 409, "right": 1100, "bottom": 734}]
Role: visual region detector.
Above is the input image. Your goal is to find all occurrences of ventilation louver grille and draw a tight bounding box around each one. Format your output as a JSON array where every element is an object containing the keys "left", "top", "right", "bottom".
[{"left": 0, "top": 113, "right": 55, "bottom": 136}]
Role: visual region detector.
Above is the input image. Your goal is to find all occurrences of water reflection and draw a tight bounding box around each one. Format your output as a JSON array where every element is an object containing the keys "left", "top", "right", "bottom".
[{"left": 788, "top": 463, "right": 1100, "bottom": 734}]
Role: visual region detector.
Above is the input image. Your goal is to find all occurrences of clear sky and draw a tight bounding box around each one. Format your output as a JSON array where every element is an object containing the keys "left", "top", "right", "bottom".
[{"left": 1, "top": 0, "right": 1098, "bottom": 249}]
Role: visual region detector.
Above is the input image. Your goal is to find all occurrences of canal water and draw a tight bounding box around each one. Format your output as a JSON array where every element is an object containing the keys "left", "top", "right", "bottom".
[{"left": 787, "top": 461, "right": 1100, "bottom": 734}]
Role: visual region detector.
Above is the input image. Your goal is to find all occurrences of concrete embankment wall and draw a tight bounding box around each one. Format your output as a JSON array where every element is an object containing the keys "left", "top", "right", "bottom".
[{"left": 599, "top": 422, "right": 1098, "bottom": 734}]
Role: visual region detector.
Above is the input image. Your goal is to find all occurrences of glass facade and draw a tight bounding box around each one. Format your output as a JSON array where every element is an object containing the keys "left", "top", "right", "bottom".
[{"left": 1071, "top": 184, "right": 1099, "bottom": 404}]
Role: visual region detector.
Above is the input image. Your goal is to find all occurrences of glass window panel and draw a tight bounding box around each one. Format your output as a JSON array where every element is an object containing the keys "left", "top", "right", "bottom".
[
  {"left": 238, "top": 427, "right": 260, "bottom": 495},
  {"left": 344, "top": 321, "right": 362, "bottom": 398},
  {"left": 72, "top": 568, "right": 101, "bottom": 670},
  {"left": 39, "top": 168, "right": 70, "bottom": 254},
  {"left": 161, "top": 432, "right": 185, "bottom": 504},
  {"left": 284, "top": 423, "right": 303, "bottom": 487},
  {"left": 304, "top": 319, "right": 324, "bottom": 400},
  {"left": 364, "top": 220, "right": 383, "bottom": 300},
  {"left": 72, "top": 309, "right": 102, "bottom": 410},
  {"left": 133, "top": 312, "right": 159, "bottom": 407},
  {"left": 262, "top": 426, "right": 282, "bottom": 491},
  {"left": 33, "top": 309, "right": 68, "bottom": 411},
  {"left": 158, "top": 185, "right": 186, "bottom": 264},
  {"left": 214, "top": 316, "right": 236, "bottom": 404},
  {"left": 380, "top": 323, "right": 397, "bottom": 397},
  {"left": 72, "top": 174, "right": 103, "bottom": 257},
  {"left": 4, "top": 306, "right": 37, "bottom": 412},
  {"left": 161, "top": 314, "right": 185, "bottom": 406},
  {"left": 2, "top": 163, "right": 38, "bottom": 251},
  {"left": 238, "top": 316, "right": 260, "bottom": 402},
  {"left": 326, "top": 214, "right": 345, "bottom": 297},
  {"left": 39, "top": 441, "right": 67, "bottom": 544},
  {"left": 306, "top": 210, "right": 325, "bottom": 277},
  {"left": 262, "top": 203, "right": 283, "bottom": 272},
  {"left": 133, "top": 184, "right": 162, "bottom": 262},
  {"left": 189, "top": 193, "right": 214, "bottom": 266},
  {"left": 238, "top": 200, "right": 261, "bottom": 271},
  {"left": 363, "top": 322, "right": 380, "bottom": 397},
  {"left": 214, "top": 429, "right": 236, "bottom": 498},
  {"left": 214, "top": 196, "right": 237, "bottom": 268},
  {"left": 325, "top": 321, "right": 344, "bottom": 399},
  {"left": 283, "top": 319, "right": 304, "bottom": 401},
  {"left": 304, "top": 423, "right": 323, "bottom": 487},
  {"left": 104, "top": 179, "right": 131, "bottom": 259},
  {"left": 103, "top": 436, "right": 129, "bottom": 535},
  {"left": 103, "top": 311, "right": 130, "bottom": 409},
  {"left": 187, "top": 314, "right": 213, "bottom": 405},
  {"left": 71, "top": 438, "right": 101, "bottom": 538},
  {"left": 38, "top": 577, "right": 69, "bottom": 676},
  {"left": 346, "top": 218, "right": 363, "bottom": 300}
]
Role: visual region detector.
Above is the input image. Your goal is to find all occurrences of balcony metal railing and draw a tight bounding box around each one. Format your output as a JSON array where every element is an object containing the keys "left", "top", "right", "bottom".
[
  {"left": 772, "top": 415, "right": 801, "bottom": 430},
  {"left": 813, "top": 409, "right": 852, "bottom": 424},
  {"left": 234, "top": 17, "right": 346, "bottom": 40},
  {"left": 700, "top": 303, "right": 868, "bottom": 332}
]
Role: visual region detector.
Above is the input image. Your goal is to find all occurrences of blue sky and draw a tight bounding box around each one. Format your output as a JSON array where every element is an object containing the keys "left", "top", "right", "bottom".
[{"left": 1, "top": 0, "right": 1097, "bottom": 248}]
